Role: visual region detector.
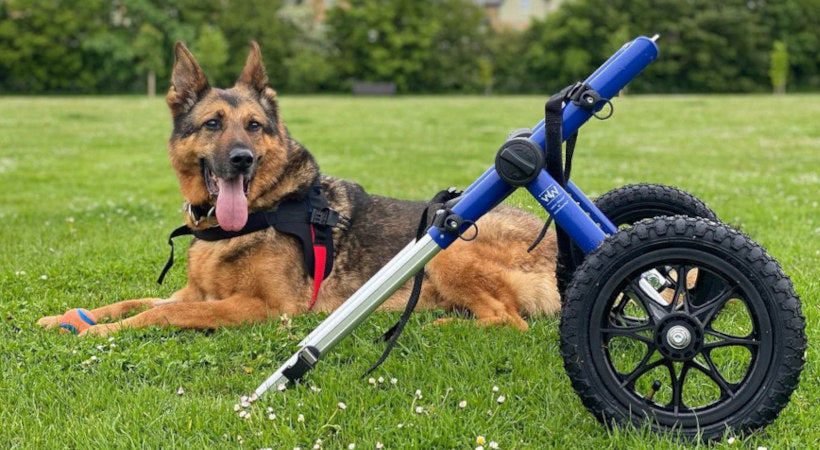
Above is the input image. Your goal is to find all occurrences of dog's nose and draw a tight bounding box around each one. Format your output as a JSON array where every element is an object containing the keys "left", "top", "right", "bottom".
[{"left": 229, "top": 148, "right": 254, "bottom": 171}]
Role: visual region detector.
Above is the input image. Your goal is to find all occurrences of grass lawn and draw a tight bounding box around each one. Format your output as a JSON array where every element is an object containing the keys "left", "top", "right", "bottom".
[{"left": 0, "top": 94, "right": 818, "bottom": 449}]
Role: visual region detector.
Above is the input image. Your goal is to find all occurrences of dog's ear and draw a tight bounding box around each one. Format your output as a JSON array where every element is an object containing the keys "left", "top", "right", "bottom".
[
  {"left": 166, "top": 42, "right": 210, "bottom": 116},
  {"left": 237, "top": 41, "right": 269, "bottom": 91},
  {"left": 237, "top": 41, "right": 278, "bottom": 111}
]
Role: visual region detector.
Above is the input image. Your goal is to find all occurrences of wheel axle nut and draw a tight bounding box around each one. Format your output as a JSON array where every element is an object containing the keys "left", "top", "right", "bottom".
[{"left": 667, "top": 325, "right": 691, "bottom": 349}]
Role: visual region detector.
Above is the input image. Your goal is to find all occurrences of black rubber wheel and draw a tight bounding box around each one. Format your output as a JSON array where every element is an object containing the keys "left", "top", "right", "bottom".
[
  {"left": 560, "top": 216, "right": 806, "bottom": 441},
  {"left": 556, "top": 184, "right": 718, "bottom": 296}
]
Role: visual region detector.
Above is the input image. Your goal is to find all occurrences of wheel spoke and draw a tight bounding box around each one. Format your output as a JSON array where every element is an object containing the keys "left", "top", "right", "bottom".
[
  {"left": 601, "top": 323, "right": 654, "bottom": 345},
  {"left": 691, "top": 284, "right": 738, "bottom": 325},
  {"left": 609, "top": 312, "right": 647, "bottom": 328},
  {"left": 691, "top": 352, "right": 738, "bottom": 399},
  {"left": 667, "top": 264, "right": 691, "bottom": 313},
  {"left": 618, "top": 347, "right": 661, "bottom": 388},
  {"left": 665, "top": 360, "right": 691, "bottom": 413},
  {"left": 703, "top": 328, "right": 760, "bottom": 350},
  {"left": 626, "top": 280, "right": 667, "bottom": 323}
]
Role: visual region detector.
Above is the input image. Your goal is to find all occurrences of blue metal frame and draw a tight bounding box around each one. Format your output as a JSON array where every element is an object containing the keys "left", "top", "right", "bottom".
[{"left": 429, "top": 36, "right": 658, "bottom": 252}]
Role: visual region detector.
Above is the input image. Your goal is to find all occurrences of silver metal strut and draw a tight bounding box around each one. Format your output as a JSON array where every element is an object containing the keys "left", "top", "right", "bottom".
[{"left": 249, "top": 234, "right": 441, "bottom": 401}]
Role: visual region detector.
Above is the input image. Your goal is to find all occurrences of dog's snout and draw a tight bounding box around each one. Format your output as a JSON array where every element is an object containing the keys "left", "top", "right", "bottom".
[{"left": 229, "top": 148, "right": 254, "bottom": 171}]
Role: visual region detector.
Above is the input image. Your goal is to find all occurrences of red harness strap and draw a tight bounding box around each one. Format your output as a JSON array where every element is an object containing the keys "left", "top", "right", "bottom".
[{"left": 308, "top": 225, "right": 328, "bottom": 311}]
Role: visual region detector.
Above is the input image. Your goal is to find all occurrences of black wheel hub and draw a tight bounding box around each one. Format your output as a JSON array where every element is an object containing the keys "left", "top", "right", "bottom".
[{"left": 654, "top": 313, "right": 704, "bottom": 361}]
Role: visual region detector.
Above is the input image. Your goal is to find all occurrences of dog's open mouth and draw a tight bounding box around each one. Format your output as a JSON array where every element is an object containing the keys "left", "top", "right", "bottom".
[{"left": 202, "top": 163, "right": 253, "bottom": 232}]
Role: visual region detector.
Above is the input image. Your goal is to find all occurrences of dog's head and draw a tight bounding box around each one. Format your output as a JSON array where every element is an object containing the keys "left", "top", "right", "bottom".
[{"left": 166, "top": 42, "right": 311, "bottom": 231}]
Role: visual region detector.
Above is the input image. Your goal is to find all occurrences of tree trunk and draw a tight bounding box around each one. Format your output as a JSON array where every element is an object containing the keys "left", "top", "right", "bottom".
[{"left": 147, "top": 70, "right": 156, "bottom": 98}]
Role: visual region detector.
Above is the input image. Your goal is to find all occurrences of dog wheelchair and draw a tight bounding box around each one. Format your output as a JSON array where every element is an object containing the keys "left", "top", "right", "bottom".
[{"left": 250, "top": 36, "right": 806, "bottom": 440}]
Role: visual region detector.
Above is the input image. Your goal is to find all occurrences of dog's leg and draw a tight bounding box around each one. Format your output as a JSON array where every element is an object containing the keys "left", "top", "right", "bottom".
[
  {"left": 36, "top": 286, "right": 199, "bottom": 329},
  {"left": 80, "top": 294, "right": 271, "bottom": 337}
]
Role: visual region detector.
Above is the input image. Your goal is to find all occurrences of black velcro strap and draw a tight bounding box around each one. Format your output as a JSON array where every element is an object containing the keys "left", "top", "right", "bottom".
[
  {"left": 362, "top": 188, "right": 461, "bottom": 377},
  {"left": 528, "top": 85, "right": 581, "bottom": 254}
]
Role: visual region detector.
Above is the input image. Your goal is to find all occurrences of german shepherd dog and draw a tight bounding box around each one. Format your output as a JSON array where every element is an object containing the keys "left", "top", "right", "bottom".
[{"left": 37, "top": 42, "right": 560, "bottom": 337}]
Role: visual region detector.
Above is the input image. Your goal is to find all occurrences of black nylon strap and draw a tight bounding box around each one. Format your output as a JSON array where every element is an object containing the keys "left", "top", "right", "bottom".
[
  {"left": 157, "top": 225, "right": 197, "bottom": 284},
  {"left": 528, "top": 86, "right": 579, "bottom": 254},
  {"left": 362, "top": 188, "right": 461, "bottom": 377}
]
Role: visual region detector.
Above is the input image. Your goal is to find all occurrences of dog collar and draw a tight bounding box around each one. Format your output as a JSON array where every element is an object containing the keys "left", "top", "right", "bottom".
[{"left": 160, "top": 184, "right": 350, "bottom": 311}]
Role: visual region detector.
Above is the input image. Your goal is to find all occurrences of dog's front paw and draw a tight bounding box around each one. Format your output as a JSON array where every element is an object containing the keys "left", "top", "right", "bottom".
[
  {"left": 37, "top": 315, "right": 61, "bottom": 329},
  {"left": 79, "top": 323, "right": 121, "bottom": 337}
]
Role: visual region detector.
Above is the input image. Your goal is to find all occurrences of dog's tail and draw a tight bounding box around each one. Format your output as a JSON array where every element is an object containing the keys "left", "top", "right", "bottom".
[{"left": 509, "top": 261, "right": 562, "bottom": 317}]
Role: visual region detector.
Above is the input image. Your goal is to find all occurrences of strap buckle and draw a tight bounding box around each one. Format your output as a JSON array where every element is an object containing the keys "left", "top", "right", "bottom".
[
  {"left": 566, "top": 82, "right": 603, "bottom": 111},
  {"left": 281, "top": 346, "right": 321, "bottom": 383},
  {"left": 310, "top": 207, "right": 340, "bottom": 227}
]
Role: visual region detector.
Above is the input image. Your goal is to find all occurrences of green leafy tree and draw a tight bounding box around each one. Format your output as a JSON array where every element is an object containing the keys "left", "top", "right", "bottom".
[
  {"left": 769, "top": 40, "right": 789, "bottom": 94},
  {"left": 278, "top": 3, "right": 339, "bottom": 93},
  {"left": 0, "top": 0, "right": 110, "bottom": 92},
  {"left": 758, "top": 0, "right": 820, "bottom": 91},
  {"left": 328, "top": 0, "right": 439, "bottom": 92},
  {"left": 133, "top": 24, "right": 165, "bottom": 97},
  {"left": 207, "top": 0, "right": 294, "bottom": 87},
  {"left": 193, "top": 24, "right": 230, "bottom": 86},
  {"left": 515, "top": 0, "right": 773, "bottom": 94},
  {"left": 327, "top": 0, "right": 485, "bottom": 93}
]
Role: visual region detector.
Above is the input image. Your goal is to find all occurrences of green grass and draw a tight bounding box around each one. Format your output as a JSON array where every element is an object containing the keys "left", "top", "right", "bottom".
[{"left": 1, "top": 94, "right": 818, "bottom": 449}]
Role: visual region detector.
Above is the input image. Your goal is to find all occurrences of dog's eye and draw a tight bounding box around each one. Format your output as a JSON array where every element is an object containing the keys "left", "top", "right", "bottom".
[
  {"left": 247, "top": 121, "right": 261, "bottom": 132},
  {"left": 204, "top": 119, "right": 221, "bottom": 130}
]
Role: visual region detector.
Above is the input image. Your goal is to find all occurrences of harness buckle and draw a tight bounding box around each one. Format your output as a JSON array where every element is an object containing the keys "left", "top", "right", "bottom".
[{"left": 310, "top": 207, "right": 340, "bottom": 227}]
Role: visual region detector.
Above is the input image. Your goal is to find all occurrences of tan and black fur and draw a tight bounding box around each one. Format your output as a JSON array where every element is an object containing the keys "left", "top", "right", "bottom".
[{"left": 38, "top": 42, "right": 560, "bottom": 337}]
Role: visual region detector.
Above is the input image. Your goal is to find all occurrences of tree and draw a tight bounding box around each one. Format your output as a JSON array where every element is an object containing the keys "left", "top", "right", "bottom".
[
  {"left": 133, "top": 24, "right": 165, "bottom": 97},
  {"left": 193, "top": 24, "right": 229, "bottom": 86},
  {"left": 327, "top": 0, "right": 486, "bottom": 93},
  {"left": 278, "top": 3, "right": 339, "bottom": 93},
  {"left": 0, "top": 0, "right": 111, "bottom": 92},
  {"left": 769, "top": 41, "right": 789, "bottom": 94}
]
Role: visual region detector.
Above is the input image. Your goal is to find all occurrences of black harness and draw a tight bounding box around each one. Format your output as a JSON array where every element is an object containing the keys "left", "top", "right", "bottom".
[{"left": 158, "top": 183, "right": 349, "bottom": 310}]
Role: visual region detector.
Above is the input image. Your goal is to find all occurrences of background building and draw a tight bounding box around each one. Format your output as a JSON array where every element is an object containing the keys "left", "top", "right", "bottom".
[{"left": 474, "top": 0, "right": 563, "bottom": 30}]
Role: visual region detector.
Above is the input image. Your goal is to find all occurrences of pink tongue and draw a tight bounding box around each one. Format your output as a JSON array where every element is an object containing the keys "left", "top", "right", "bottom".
[{"left": 215, "top": 176, "right": 248, "bottom": 231}]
